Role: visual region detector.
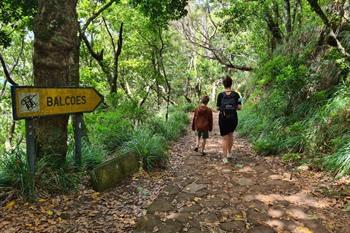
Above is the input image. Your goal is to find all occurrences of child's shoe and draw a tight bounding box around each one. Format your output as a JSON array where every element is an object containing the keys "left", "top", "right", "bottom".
[
  {"left": 194, "top": 147, "right": 198, "bottom": 152},
  {"left": 222, "top": 158, "right": 228, "bottom": 164}
]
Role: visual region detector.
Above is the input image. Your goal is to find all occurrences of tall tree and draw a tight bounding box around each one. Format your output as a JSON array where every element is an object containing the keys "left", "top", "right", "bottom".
[
  {"left": 306, "top": 0, "right": 350, "bottom": 59},
  {"left": 33, "top": 0, "right": 79, "bottom": 161}
]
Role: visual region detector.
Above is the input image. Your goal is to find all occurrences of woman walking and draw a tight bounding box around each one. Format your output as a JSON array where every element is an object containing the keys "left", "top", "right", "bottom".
[{"left": 216, "top": 76, "right": 242, "bottom": 164}]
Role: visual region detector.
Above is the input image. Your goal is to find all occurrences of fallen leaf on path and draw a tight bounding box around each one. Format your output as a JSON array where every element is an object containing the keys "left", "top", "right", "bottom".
[
  {"left": 5, "top": 200, "right": 16, "bottom": 210},
  {"left": 234, "top": 214, "right": 244, "bottom": 221},
  {"left": 344, "top": 203, "right": 350, "bottom": 212},
  {"left": 91, "top": 192, "right": 100, "bottom": 199},
  {"left": 295, "top": 226, "right": 313, "bottom": 233}
]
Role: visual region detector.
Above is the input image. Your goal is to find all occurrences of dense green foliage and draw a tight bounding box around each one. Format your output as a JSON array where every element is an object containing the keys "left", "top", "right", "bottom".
[
  {"left": 236, "top": 0, "right": 350, "bottom": 177},
  {"left": 0, "top": 0, "right": 36, "bottom": 47},
  {"left": 0, "top": 102, "right": 190, "bottom": 195},
  {"left": 131, "top": 0, "right": 188, "bottom": 25},
  {"left": 86, "top": 101, "right": 190, "bottom": 171}
]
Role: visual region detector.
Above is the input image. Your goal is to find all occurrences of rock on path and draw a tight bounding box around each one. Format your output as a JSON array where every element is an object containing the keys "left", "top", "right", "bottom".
[{"left": 133, "top": 113, "right": 349, "bottom": 233}]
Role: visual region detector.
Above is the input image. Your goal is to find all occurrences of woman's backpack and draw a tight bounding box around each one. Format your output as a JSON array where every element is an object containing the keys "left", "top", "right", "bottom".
[{"left": 220, "top": 92, "right": 237, "bottom": 118}]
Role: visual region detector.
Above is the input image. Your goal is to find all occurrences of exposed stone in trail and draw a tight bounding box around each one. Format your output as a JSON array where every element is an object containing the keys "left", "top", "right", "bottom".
[
  {"left": 133, "top": 113, "right": 350, "bottom": 233},
  {"left": 0, "top": 113, "right": 349, "bottom": 232}
]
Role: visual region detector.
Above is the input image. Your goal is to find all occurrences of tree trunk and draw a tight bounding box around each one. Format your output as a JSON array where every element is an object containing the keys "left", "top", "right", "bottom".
[
  {"left": 292, "top": 0, "right": 302, "bottom": 28},
  {"left": 306, "top": 0, "right": 350, "bottom": 59},
  {"left": 284, "top": 0, "right": 292, "bottom": 34},
  {"left": 157, "top": 29, "right": 171, "bottom": 121},
  {"left": 33, "top": 0, "right": 78, "bottom": 161},
  {"left": 152, "top": 52, "right": 161, "bottom": 109},
  {"left": 184, "top": 76, "right": 192, "bottom": 103},
  {"left": 306, "top": 0, "right": 331, "bottom": 28},
  {"left": 5, "top": 121, "right": 16, "bottom": 150},
  {"left": 110, "top": 23, "right": 124, "bottom": 94},
  {"left": 264, "top": 8, "right": 283, "bottom": 48}
]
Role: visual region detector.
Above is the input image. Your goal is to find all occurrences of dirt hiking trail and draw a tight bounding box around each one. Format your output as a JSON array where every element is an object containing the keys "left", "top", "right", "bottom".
[
  {"left": 1, "top": 113, "right": 349, "bottom": 233},
  {"left": 133, "top": 113, "right": 349, "bottom": 233}
]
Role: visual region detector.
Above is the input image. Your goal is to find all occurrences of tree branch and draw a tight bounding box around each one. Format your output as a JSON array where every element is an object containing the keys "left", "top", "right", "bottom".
[
  {"left": 306, "top": 0, "right": 331, "bottom": 28},
  {"left": 264, "top": 8, "right": 283, "bottom": 41},
  {"left": 80, "top": 31, "right": 103, "bottom": 61},
  {"left": 306, "top": 0, "right": 350, "bottom": 59},
  {"left": 1, "top": 79, "right": 8, "bottom": 98},
  {"left": 178, "top": 14, "right": 254, "bottom": 72},
  {"left": 0, "top": 53, "right": 18, "bottom": 86},
  {"left": 81, "top": 31, "right": 114, "bottom": 83},
  {"left": 139, "top": 79, "right": 156, "bottom": 107},
  {"left": 102, "top": 17, "right": 116, "bottom": 51},
  {"left": 115, "top": 22, "right": 124, "bottom": 67},
  {"left": 182, "top": 27, "right": 253, "bottom": 71},
  {"left": 112, "top": 22, "right": 123, "bottom": 93},
  {"left": 81, "top": 0, "right": 116, "bottom": 34},
  {"left": 10, "top": 36, "right": 25, "bottom": 74}
]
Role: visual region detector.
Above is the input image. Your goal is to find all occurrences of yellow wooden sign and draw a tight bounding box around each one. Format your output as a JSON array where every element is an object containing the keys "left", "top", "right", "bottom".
[{"left": 11, "top": 86, "right": 103, "bottom": 120}]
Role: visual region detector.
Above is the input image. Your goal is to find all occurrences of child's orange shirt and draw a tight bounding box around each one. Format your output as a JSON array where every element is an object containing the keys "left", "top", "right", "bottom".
[{"left": 192, "top": 105, "right": 213, "bottom": 132}]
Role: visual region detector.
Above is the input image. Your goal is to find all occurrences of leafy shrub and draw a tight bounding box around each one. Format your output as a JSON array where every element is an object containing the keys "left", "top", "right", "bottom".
[
  {"left": 0, "top": 147, "right": 32, "bottom": 196},
  {"left": 86, "top": 110, "right": 133, "bottom": 151},
  {"left": 81, "top": 142, "right": 106, "bottom": 170},
  {"left": 253, "top": 136, "right": 282, "bottom": 156},
  {"left": 121, "top": 105, "right": 190, "bottom": 170},
  {"left": 305, "top": 85, "right": 350, "bottom": 154},
  {"left": 179, "top": 103, "right": 196, "bottom": 112},
  {"left": 116, "top": 101, "right": 150, "bottom": 124},
  {"left": 146, "top": 107, "right": 190, "bottom": 141},
  {"left": 282, "top": 153, "right": 302, "bottom": 163},
  {"left": 167, "top": 110, "right": 190, "bottom": 139},
  {"left": 0, "top": 147, "right": 82, "bottom": 198},
  {"left": 66, "top": 139, "right": 107, "bottom": 170},
  {"left": 34, "top": 157, "right": 82, "bottom": 195},
  {"left": 169, "top": 110, "right": 190, "bottom": 125},
  {"left": 121, "top": 128, "right": 168, "bottom": 170},
  {"left": 324, "top": 142, "right": 350, "bottom": 177},
  {"left": 146, "top": 117, "right": 168, "bottom": 137}
]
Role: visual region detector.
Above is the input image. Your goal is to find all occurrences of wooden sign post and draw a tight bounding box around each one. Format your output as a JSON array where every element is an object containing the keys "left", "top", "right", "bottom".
[
  {"left": 11, "top": 86, "right": 103, "bottom": 197},
  {"left": 73, "top": 113, "right": 83, "bottom": 166}
]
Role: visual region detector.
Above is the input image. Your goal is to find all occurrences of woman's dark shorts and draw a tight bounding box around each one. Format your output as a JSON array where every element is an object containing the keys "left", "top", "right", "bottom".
[{"left": 219, "top": 112, "right": 238, "bottom": 136}]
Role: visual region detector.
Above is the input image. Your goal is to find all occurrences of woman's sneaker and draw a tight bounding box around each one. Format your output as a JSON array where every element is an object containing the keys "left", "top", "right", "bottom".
[
  {"left": 222, "top": 158, "right": 228, "bottom": 164},
  {"left": 227, "top": 153, "right": 234, "bottom": 159}
]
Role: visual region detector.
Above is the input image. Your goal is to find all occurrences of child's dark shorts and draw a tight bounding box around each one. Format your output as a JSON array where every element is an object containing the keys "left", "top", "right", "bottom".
[{"left": 197, "top": 131, "right": 209, "bottom": 139}]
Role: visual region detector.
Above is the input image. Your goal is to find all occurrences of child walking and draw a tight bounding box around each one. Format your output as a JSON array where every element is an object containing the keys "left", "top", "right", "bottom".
[{"left": 192, "top": 96, "right": 213, "bottom": 155}]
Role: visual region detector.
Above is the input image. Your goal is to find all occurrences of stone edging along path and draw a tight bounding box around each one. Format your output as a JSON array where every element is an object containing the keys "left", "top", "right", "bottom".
[{"left": 133, "top": 113, "right": 349, "bottom": 233}]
